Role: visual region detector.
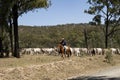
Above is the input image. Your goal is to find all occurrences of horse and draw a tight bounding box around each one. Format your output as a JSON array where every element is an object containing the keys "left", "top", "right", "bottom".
[{"left": 57, "top": 44, "right": 72, "bottom": 59}]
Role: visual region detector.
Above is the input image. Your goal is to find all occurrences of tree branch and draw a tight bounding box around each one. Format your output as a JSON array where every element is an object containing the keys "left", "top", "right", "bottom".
[
  {"left": 101, "top": 9, "right": 106, "bottom": 16},
  {"left": 108, "top": 28, "right": 120, "bottom": 37}
]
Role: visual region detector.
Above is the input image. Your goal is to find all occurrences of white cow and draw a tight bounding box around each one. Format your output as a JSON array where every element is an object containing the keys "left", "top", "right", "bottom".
[
  {"left": 110, "top": 48, "right": 117, "bottom": 54},
  {"left": 69, "top": 48, "right": 74, "bottom": 56},
  {"left": 41, "top": 48, "right": 58, "bottom": 55},
  {"left": 20, "top": 48, "right": 34, "bottom": 55},
  {"left": 33, "top": 48, "right": 41, "bottom": 55},
  {"left": 96, "top": 48, "right": 103, "bottom": 55},
  {"left": 80, "top": 48, "right": 88, "bottom": 55},
  {"left": 73, "top": 48, "right": 81, "bottom": 56}
]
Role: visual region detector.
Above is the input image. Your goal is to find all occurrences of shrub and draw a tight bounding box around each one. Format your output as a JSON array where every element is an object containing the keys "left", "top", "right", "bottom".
[{"left": 105, "top": 51, "right": 113, "bottom": 64}]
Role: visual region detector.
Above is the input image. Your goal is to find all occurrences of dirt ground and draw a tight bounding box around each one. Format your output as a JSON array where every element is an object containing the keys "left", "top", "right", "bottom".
[{"left": 0, "top": 54, "right": 120, "bottom": 80}]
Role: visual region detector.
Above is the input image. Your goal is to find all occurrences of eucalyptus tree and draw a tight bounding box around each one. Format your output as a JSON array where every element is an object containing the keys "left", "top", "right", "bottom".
[
  {"left": 0, "top": 0, "right": 15, "bottom": 57},
  {"left": 12, "top": 0, "right": 50, "bottom": 58},
  {"left": 0, "top": 0, "right": 50, "bottom": 58},
  {"left": 85, "top": 0, "right": 120, "bottom": 48}
]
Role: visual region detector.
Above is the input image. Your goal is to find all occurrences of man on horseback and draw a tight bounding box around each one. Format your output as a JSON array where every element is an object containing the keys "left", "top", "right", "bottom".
[{"left": 58, "top": 38, "right": 72, "bottom": 58}]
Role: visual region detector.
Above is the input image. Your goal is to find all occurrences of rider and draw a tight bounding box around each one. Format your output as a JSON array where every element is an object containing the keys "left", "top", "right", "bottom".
[
  {"left": 60, "top": 38, "right": 66, "bottom": 46},
  {"left": 60, "top": 38, "right": 67, "bottom": 52}
]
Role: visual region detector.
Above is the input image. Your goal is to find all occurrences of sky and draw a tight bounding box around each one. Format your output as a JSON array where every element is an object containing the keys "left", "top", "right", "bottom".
[{"left": 18, "top": 0, "right": 94, "bottom": 26}]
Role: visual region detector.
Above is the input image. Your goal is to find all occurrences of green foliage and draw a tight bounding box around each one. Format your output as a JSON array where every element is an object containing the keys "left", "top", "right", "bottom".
[
  {"left": 18, "top": 24, "right": 120, "bottom": 48},
  {"left": 85, "top": 0, "right": 120, "bottom": 48},
  {"left": 105, "top": 50, "right": 113, "bottom": 64},
  {"left": 18, "top": 0, "right": 50, "bottom": 15},
  {"left": 85, "top": 0, "right": 120, "bottom": 26}
]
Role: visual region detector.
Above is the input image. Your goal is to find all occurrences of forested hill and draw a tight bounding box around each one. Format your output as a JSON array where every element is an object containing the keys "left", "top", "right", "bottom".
[{"left": 18, "top": 24, "right": 120, "bottom": 48}]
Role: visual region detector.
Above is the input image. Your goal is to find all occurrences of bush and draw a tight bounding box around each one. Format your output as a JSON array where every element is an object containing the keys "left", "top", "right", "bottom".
[{"left": 105, "top": 51, "right": 113, "bottom": 64}]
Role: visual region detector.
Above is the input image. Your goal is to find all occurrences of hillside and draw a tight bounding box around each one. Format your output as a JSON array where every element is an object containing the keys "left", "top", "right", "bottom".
[{"left": 18, "top": 24, "right": 120, "bottom": 48}]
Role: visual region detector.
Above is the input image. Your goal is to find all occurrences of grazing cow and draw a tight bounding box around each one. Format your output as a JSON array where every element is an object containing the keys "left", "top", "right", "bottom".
[
  {"left": 41, "top": 48, "right": 58, "bottom": 55},
  {"left": 87, "top": 48, "right": 103, "bottom": 55},
  {"left": 80, "top": 48, "right": 88, "bottom": 55},
  {"left": 21, "top": 48, "right": 34, "bottom": 55},
  {"left": 96, "top": 48, "right": 103, "bottom": 55},
  {"left": 88, "top": 48, "right": 96, "bottom": 56},
  {"left": 69, "top": 47, "right": 74, "bottom": 56},
  {"left": 33, "top": 48, "right": 41, "bottom": 55},
  {"left": 110, "top": 48, "right": 117, "bottom": 54},
  {"left": 20, "top": 48, "right": 42, "bottom": 55},
  {"left": 73, "top": 48, "right": 81, "bottom": 56},
  {"left": 45, "top": 48, "right": 56, "bottom": 55}
]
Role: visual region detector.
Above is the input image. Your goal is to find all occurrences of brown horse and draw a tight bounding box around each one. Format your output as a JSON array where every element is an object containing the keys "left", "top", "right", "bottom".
[{"left": 57, "top": 44, "right": 72, "bottom": 59}]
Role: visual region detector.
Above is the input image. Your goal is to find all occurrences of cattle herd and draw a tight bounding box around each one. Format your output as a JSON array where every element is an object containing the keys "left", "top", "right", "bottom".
[{"left": 20, "top": 47, "right": 120, "bottom": 57}]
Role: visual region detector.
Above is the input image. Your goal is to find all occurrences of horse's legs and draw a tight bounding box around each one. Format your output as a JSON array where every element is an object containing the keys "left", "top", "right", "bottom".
[
  {"left": 69, "top": 50, "right": 72, "bottom": 57},
  {"left": 61, "top": 52, "right": 64, "bottom": 59},
  {"left": 67, "top": 52, "right": 70, "bottom": 58},
  {"left": 61, "top": 53, "right": 63, "bottom": 58},
  {"left": 62, "top": 49, "right": 66, "bottom": 58},
  {"left": 68, "top": 51, "right": 71, "bottom": 58},
  {"left": 64, "top": 49, "right": 67, "bottom": 58},
  {"left": 66, "top": 49, "right": 71, "bottom": 58}
]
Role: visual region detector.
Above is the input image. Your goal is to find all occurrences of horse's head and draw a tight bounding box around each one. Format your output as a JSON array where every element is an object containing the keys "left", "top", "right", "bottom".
[{"left": 57, "top": 44, "right": 64, "bottom": 53}]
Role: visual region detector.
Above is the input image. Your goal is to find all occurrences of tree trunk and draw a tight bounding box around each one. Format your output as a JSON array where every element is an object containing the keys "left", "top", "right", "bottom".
[
  {"left": 0, "top": 37, "right": 4, "bottom": 57},
  {"left": 105, "top": 3, "right": 109, "bottom": 48},
  {"left": 12, "top": 4, "right": 20, "bottom": 58},
  {"left": 0, "top": 17, "right": 4, "bottom": 58},
  {"left": 0, "top": 26, "right": 4, "bottom": 58},
  {"left": 84, "top": 28, "right": 88, "bottom": 48},
  {"left": 105, "top": 25, "right": 108, "bottom": 48},
  {"left": 8, "top": 16, "right": 14, "bottom": 56}
]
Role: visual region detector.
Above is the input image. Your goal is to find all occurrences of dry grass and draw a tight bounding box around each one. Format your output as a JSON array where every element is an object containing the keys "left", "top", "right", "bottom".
[
  {"left": 0, "top": 55, "right": 61, "bottom": 68},
  {"left": 0, "top": 54, "right": 120, "bottom": 80}
]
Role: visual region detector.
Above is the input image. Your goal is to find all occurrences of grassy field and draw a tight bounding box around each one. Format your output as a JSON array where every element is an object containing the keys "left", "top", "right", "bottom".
[
  {"left": 0, "top": 55, "right": 62, "bottom": 68},
  {"left": 0, "top": 54, "right": 120, "bottom": 80}
]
